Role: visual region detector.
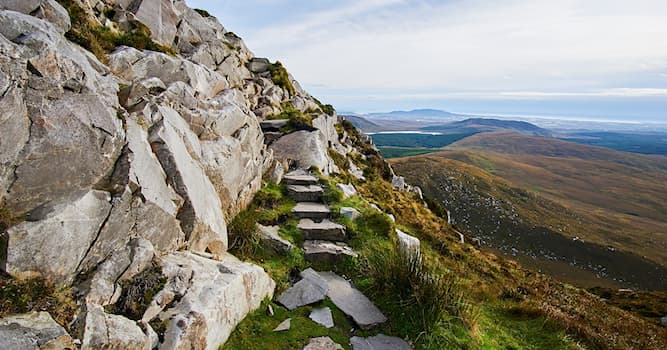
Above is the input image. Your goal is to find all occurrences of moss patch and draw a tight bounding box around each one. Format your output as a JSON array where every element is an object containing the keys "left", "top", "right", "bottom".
[{"left": 268, "top": 61, "right": 296, "bottom": 97}]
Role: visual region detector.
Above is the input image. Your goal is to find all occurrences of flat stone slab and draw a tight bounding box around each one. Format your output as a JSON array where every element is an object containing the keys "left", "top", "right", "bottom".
[
  {"left": 276, "top": 268, "right": 329, "bottom": 310},
  {"left": 304, "top": 240, "right": 359, "bottom": 263},
  {"left": 260, "top": 119, "right": 289, "bottom": 131},
  {"left": 284, "top": 170, "right": 320, "bottom": 186},
  {"left": 299, "top": 219, "right": 347, "bottom": 241},
  {"left": 318, "top": 272, "right": 387, "bottom": 329},
  {"left": 350, "top": 334, "right": 412, "bottom": 350},
  {"left": 258, "top": 224, "right": 294, "bottom": 254},
  {"left": 273, "top": 318, "right": 291, "bottom": 332},
  {"left": 288, "top": 185, "right": 324, "bottom": 202},
  {"left": 309, "top": 307, "right": 334, "bottom": 328},
  {"left": 292, "top": 202, "right": 331, "bottom": 220},
  {"left": 304, "top": 336, "right": 343, "bottom": 350}
]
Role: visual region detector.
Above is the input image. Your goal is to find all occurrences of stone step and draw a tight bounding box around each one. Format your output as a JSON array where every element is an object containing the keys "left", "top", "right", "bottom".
[
  {"left": 298, "top": 219, "right": 347, "bottom": 241},
  {"left": 283, "top": 170, "right": 320, "bottom": 186},
  {"left": 287, "top": 185, "right": 324, "bottom": 202},
  {"left": 318, "top": 271, "right": 387, "bottom": 330},
  {"left": 260, "top": 119, "right": 288, "bottom": 131},
  {"left": 292, "top": 202, "right": 331, "bottom": 220},
  {"left": 303, "top": 240, "right": 358, "bottom": 263},
  {"left": 276, "top": 268, "right": 329, "bottom": 311}
]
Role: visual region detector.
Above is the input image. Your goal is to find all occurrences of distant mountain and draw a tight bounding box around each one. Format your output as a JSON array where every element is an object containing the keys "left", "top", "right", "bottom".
[
  {"left": 368, "top": 109, "right": 460, "bottom": 119},
  {"left": 423, "top": 118, "right": 552, "bottom": 137},
  {"left": 341, "top": 115, "right": 382, "bottom": 132}
]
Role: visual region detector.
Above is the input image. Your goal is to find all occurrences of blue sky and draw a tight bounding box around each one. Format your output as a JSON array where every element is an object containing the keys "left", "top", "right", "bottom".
[{"left": 186, "top": 0, "right": 667, "bottom": 122}]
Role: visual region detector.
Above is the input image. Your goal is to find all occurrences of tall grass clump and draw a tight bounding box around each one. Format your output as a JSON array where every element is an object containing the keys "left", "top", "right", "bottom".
[
  {"left": 268, "top": 61, "right": 296, "bottom": 97},
  {"left": 364, "top": 244, "right": 478, "bottom": 336},
  {"left": 228, "top": 209, "right": 261, "bottom": 259}
]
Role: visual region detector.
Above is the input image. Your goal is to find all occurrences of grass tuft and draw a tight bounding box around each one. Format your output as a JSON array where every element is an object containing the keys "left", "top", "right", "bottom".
[{"left": 268, "top": 61, "right": 296, "bottom": 97}]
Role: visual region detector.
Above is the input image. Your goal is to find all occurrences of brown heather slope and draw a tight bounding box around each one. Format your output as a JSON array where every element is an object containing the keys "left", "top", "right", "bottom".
[{"left": 391, "top": 132, "right": 667, "bottom": 290}]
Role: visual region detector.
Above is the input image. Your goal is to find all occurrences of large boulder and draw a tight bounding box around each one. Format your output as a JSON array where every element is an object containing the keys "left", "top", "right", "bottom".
[
  {"left": 0, "top": 11, "right": 124, "bottom": 215},
  {"left": 0, "top": 312, "right": 75, "bottom": 350},
  {"left": 2, "top": 190, "right": 112, "bottom": 285},
  {"left": 0, "top": 0, "right": 71, "bottom": 34},
  {"left": 271, "top": 130, "right": 339, "bottom": 175},
  {"left": 151, "top": 252, "right": 275, "bottom": 350},
  {"left": 149, "top": 107, "right": 228, "bottom": 254}
]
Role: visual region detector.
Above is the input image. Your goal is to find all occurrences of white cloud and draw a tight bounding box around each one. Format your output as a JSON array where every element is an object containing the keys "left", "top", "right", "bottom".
[{"left": 236, "top": 0, "right": 667, "bottom": 95}]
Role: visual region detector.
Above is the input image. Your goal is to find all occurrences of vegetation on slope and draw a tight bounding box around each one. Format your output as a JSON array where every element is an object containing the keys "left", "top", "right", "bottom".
[
  {"left": 57, "top": 0, "right": 175, "bottom": 63},
  {"left": 268, "top": 61, "right": 296, "bottom": 97}
]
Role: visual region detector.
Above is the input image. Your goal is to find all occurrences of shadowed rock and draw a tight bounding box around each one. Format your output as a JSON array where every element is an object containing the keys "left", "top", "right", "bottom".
[
  {"left": 276, "top": 268, "right": 329, "bottom": 311},
  {"left": 292, "top": 202, "right": 331, "bottom": 220},
  {"left": 288, "top": 185, "right": 324, "bottom": 202},
  {"left": 298, "top": 219, "right": 347, "bottom": 241}
]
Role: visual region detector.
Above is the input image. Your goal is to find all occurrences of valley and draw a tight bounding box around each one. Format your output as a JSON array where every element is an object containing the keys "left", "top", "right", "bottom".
[{"left": 391, "top": 132, "right": 667, "bottom": 290}]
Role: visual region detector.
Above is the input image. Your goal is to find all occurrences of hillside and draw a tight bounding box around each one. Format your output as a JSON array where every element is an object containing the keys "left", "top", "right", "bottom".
[
  {"left": 391, "top": 132, "right": 667, "bottom": 290},
  {"left": 0, "top": 1, "right": 666, "bottom": 350},
  {"left": 342, "top": 115, "right": 382, "bottom": 132},
  {"left": 423, "top": 118, "right": 552, "bottom": 137}
]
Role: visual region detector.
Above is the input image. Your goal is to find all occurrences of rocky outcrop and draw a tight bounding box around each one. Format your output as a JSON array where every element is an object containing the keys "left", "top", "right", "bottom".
[
  {"left": 0, "top": 0, "right": 353, "bottom": 348},
  {"left": 155, "top": 252, "right": 275, "bottom": 350}
]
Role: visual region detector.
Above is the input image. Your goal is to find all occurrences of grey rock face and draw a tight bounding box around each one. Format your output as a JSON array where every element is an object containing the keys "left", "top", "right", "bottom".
[
  {"left": 126, "top": 0, "right": 179, "bottom": 45},
  {"left": 276, "top": 268, "right": 329, "bottom": 311},
  {"left": 309, "top": 307, "right": 334, "bottom": 328},
  {"left": 288, "top": 185, "right": 324, "bottom": 202},
  {"left": 155, "top": 252, "right": 275, "bottom": 350},
  {"left": 81, "top": 304, "right": 151, "bottom": 350},
  {"left": 350, "top": 335, "right": 412, "bottom": 350},
  {"left": 247, "top": 57, "right": 271, "bottom": 73},
  {"left": 149, "top": 107, "right": 228, "bottom": 254},
  {"left": 257, "top": 224, "right": 294, "bottom": 255},
  {"left": 340, "top": 207, "right": 361, "bottom": 221},
  {"left": 292, "top": 202, "right": 331, "bottom": 220},
  {"left": 318, "top": 272, "right": 387, "bottom": 330},
  {"left": 0, "top": 11, "right": 124, "bottom": 215},
  {"left": 298, "top": 219, "right": 347, "bottom": 241},
  {"left": 0, "top": 312, "right": 75, "bottom": 350},
  {"left": 84, "top": 238, "right": 156, "bottom": 306},
  {"left": 0, "top": 0, "right": 70, "bottom": 34},
  {"left": 304, "top": 337, "right": 343, "bottom": 350},
  {"left": 3, "top": 190, "right": 111, "bottom": 285},
  {"left": 304, "top": 240, "right": 359, "bottom": 263}
]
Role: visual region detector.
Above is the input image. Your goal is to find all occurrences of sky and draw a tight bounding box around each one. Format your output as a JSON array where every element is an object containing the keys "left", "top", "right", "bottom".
[{"left": 185, "top": 0, "right": 667, "bottom": 122}]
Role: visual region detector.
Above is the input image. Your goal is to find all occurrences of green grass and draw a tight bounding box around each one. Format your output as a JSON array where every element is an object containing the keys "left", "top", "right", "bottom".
[
  {"left": 477, "top": 304, "right": 585, "bottom": 350},
  {"left": 268, "top": 61, "right": 296, "bottom": 97},
  {"left": 268, "top": 102, "right": 314, "bottom": 132},
  {"left": 222, "top": 299, "right": 357, "bottom": 350}
]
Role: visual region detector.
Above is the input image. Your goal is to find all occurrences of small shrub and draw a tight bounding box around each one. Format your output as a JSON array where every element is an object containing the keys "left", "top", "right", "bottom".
[
  {"left": 58, "top": 0, "right": 175, "bottom": 63},
  {"left": 364, "top": 245, "right": 476, "bottom": 333},
  {"left": 312, "top": 97, "right": 336, "bottom": 116},
  {"left": 357, "top": 210, "right": 394, "bottom": 237},
  {"left": 268, "top": 61, "right": 296, "bottom": 97},
  {"left": 228, "top": 209, "right": 261, "bottom": 258},
  {"left": 111, "top": 264, "right": 167, "bottom": 320},
  {"left": 269, "top": 102, "right": 314, "bottom": 131}
]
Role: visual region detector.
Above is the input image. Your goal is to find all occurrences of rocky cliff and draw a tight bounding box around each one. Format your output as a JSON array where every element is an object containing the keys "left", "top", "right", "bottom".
[{"left": 0, "top": 0, "right": 354, "bottom": 348}]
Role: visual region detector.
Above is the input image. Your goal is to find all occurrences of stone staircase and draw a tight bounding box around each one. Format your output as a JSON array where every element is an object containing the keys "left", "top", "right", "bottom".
[{"left": 284, "top": 170, "right": 358, "bottom": 263}]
